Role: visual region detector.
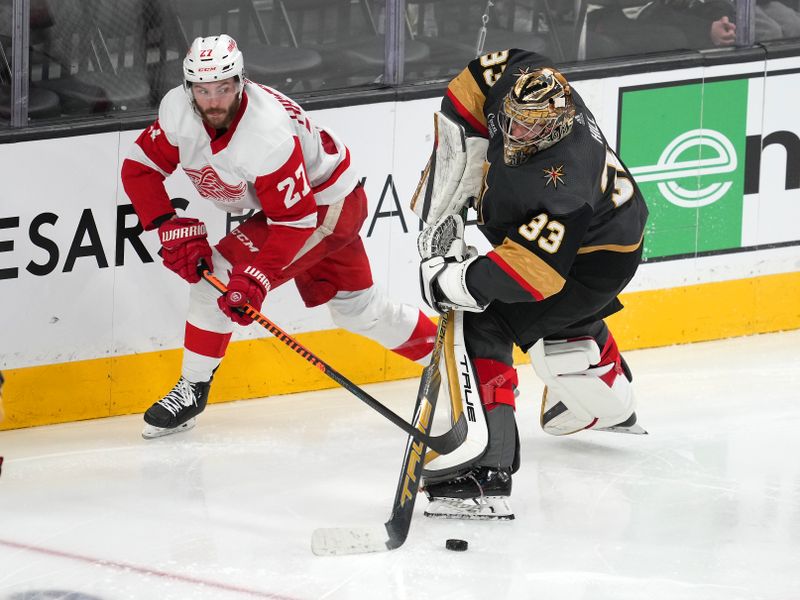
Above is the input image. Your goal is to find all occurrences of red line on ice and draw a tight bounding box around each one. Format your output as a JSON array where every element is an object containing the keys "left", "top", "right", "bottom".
[{"left": 0, "top": 538, "right": 299, "bottom": 599}]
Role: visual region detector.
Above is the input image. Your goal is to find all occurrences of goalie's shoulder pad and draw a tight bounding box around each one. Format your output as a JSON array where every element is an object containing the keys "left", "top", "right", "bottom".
[{"left": 410, "top": 111, "right": 489, "bottom": 225}]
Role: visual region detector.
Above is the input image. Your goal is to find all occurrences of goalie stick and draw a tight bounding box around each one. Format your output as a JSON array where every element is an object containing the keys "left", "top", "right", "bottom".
[
  {"left": 198, "top": 263, "right": 466, "bottom": 455},
  {"left": 311, "top": 207, "right": 471, "bottom": 555},
  {"left": 310, "top": 309, "right": 452, "bottom": 556}
]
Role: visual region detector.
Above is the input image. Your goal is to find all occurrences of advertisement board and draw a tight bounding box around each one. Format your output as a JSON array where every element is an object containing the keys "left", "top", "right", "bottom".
[
  {"left": 618, "top": 70, "right": 800, "bottom": 261},
  {"left": 1, "top": 58, "right": 799, "bottom": 428}
]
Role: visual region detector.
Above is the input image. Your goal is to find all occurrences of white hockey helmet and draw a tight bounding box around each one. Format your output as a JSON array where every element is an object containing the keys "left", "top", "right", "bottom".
[{"left": 183, "top": 34, "right": 244, "bottom": 87}]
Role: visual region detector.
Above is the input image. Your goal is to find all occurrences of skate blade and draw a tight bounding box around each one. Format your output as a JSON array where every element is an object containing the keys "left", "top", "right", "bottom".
[
  {"left": 593, "top": 422, "right": 648, "bottom": 435},
  {"left": 424, "top": 497, "right": 514, "bottom": 521},
  {"left": 142, "top": 418, "right": 197, "bottom": 439}
]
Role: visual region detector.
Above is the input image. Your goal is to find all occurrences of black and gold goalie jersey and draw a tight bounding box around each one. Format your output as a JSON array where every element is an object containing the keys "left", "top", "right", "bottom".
[{"left": 442, "top": 49, "right": 649, "bottom": 350}]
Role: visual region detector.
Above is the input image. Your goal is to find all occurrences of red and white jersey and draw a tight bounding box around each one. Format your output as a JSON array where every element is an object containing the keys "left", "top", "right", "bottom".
[
  {"left": 121, "top": 81, "right": 359, "bottom": 278},
  {"left": 123, "top": 81, "right": 357, "bottom": 228}
]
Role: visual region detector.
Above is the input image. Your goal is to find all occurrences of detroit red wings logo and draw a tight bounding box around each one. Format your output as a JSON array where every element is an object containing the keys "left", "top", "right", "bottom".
[{"left": 184, "top": 165, "right": 246, "bottom": 200}]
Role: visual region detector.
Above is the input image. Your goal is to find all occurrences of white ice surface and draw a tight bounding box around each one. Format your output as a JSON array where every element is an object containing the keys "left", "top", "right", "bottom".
[{"left": 1, "top": 330, "right": 799, "bottom": 600}]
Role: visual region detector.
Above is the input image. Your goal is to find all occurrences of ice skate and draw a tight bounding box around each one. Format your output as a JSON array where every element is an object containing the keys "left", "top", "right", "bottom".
[
  {"left": 542, "top": 392, "right": 648, "bottom": 436},
  {"left": 422, "top": 466, "right": 514, "bottom": 520},
  {"left": 142, "top": 377, "right": 211, "bottom": 439},
  {"left": 593, "top": 411, "right": 648, "bottom": 435},
  {"left": 592, "top": 358, "right": 647, "bottom": 434}
]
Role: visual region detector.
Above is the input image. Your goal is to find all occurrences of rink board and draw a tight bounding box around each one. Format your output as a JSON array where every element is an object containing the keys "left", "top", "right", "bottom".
[
  {"left": 2, "top": 271, "right": 799, "bottom": 429},
  {"left": 1, "top": 56, "right": 799, "bottom": 429}
]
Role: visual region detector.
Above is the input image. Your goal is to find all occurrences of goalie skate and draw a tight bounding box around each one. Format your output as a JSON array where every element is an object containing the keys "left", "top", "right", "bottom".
[
  {"left": 541, "top": 393, "right": 648, "bottom": 436},
  {"left": 422, "top": 466, "right": 515, "bottom": 521},
  {"left": 142, "top": 377, "right": 210, "bottom": 439},
  {"left": 593, "top": 411, "right": 648, "bottom": 435}
]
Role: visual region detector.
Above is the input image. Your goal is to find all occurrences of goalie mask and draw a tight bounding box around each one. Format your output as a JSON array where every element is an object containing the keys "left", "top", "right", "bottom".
[
  {"left": 183, "top": 34, "right": 245, "bottom": 102},
  {"left": 498, "top": 68, "right": 576, "bottom": 167}
]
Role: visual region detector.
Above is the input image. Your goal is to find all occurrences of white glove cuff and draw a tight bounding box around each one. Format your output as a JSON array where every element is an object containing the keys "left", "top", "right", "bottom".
[{"left": 437, "top": 254, "right": 485, "bottom": 312}]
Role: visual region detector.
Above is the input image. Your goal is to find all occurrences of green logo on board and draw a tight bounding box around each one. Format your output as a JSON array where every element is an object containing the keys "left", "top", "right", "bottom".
[{"left": 619, "top": 80, "right": 748, "bottom": 259}]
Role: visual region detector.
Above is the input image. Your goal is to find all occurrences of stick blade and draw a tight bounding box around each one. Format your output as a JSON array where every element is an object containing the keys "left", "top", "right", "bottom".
[{"left": 311, "top": 526, "right": 390, "bottom": 556}]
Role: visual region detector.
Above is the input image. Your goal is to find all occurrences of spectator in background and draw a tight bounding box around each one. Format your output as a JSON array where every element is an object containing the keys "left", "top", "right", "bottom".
[
  {"left": 587, "top": 0, "right": 800, "bottom": 59},
  {"left": 638, "top": 0, "right": 800, "bottom": 44},
  {"left": 756, "top": 0, "right": 800, "bottom": 39},
  {"left": 634, "top": 0, "right": 737, "bottom": 47},
  {"left": 586, "top": 0, "right": 735, "bottom": 58}
]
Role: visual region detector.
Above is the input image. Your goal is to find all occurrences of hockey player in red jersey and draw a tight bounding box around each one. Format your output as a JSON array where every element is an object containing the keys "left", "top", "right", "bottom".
[
  {"left": 413, "top": 49, "right": 648, "bottom": 520},
  {"left": 121, "top": 34, "right": 436, "bottom": 439}
]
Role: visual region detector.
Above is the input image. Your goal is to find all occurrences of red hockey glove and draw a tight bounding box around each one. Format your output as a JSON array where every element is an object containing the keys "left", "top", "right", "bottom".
[
  {"left": 158, "top": 217, "right": 213, "bottom": 284},
  {"left": 218, "top": 265, "right": 271, "bottom": 326}
]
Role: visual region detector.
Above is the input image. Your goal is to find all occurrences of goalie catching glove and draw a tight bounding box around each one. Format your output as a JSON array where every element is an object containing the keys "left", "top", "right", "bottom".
[
  {"left": 418, "top": 214, "right": 486, "bottom": 314},
  {"left": 218, "top": 264, "right": 271, "bottom": 326},
  {"left": 410, "top": 111, "right": 488, "bottom": 225}
]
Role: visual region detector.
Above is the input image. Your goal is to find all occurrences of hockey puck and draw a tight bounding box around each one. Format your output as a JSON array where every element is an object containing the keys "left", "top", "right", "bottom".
[{"left": 445, "top": 538, "right": 468, "bottom": 551}]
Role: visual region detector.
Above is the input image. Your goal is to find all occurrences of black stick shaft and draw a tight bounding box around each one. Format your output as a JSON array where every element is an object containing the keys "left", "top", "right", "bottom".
[
  {"left": 383, "top": 310, "right": 449, "bottom": 548},
  {"left": 200, "top": 267, "right": 457, "bottom": 453}
]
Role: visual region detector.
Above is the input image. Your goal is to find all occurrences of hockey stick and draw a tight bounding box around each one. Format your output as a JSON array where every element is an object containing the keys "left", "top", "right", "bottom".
[
  {"left": 310, "top": 211, "right": 472, "bottom": 555},
  {"left": 198, "top": 263, "right": 466, "bottom": 455},
  {"left": 310, "top": 309, "right": 452, "bottom": 556}
]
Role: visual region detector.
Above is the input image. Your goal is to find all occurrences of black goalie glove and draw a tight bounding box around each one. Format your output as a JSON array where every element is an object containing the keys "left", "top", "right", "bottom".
[{"left": 418, "top": 214, "right": 486, "bottom": 314}]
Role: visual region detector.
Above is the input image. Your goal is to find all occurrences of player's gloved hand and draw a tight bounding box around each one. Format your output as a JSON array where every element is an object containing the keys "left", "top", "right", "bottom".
[
  {"left": 419, "top": 250, "right": 486, "bottom": 314},
  {"left": 158, "top": 217, "right": 213, "bottom": 284},
  {"left": 218, "top": 265, "right": 271, "bottom": 326}
]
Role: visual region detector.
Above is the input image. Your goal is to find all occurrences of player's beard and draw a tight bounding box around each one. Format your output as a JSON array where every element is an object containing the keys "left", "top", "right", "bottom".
[{"left": 199, "top": 97, "right": 240, "bottom": 129}]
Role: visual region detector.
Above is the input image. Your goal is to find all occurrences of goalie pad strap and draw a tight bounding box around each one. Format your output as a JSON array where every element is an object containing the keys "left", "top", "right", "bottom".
[
  {"left": 597, "top": 334, "right": 624, "bottom": 387},
  {"left": 473, "top": 358, "right": 518, "bottom": 410}
]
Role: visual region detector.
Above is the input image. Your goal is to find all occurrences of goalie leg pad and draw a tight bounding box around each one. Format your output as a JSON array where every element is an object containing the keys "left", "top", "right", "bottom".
[
  {"left": 423, "top": 314, "right": 519, "bottom": 520},
  {"left": 471, "top": 357, "right": 518, "bottom": 471},
  {"left": 423, "top": 312, "right": 489, "bottom": 476},
  {"left": 530, "top": 333, "right": 634, "bottom": 436},
  {"left": 424, "top": 313, "right": 519, "bottom": 474}
]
